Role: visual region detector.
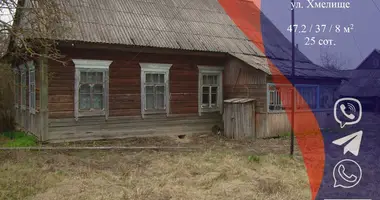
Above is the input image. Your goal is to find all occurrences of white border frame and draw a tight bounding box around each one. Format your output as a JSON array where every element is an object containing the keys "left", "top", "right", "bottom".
[
  {"left": 197, "top": 66, "right": 224, "bottom": 116},
  {"left": 73, "top": 59, "right": 113, "bottom": 121},
  {"left": 140, "top": 63, "right": 172, "bottom": 119}
]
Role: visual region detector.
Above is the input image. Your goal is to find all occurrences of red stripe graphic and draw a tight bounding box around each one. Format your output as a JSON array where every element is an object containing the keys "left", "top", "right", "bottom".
[{"left": 218, "top": 0, "right": 325, "bottom": 199}]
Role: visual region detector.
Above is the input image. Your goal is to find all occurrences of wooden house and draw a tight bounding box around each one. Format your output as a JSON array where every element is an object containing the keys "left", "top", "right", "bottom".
[
  {"left": 12, "top": 0, "right": 344, "bottom": 142},
  {"left": 339, "top": 49, "right": 380, "bottom": 112}
]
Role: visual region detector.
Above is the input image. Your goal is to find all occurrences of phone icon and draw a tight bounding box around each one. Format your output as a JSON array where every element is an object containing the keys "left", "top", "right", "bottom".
[
  {"left": 338, "top": 164, "right": 357, "bottom": 183},
  {"left": 340, "top": 104, "right": 355, "bottom": 120},
  {"left": 334, "top": 98, "right": 362, "bottom": 128},
  {"left": 333, "top": 159, "right": 362, "bottom": 189}
]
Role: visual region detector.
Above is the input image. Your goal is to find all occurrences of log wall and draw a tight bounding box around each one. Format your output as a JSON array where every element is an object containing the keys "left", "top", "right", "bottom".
[{"left": 46, "top": 47, "right": 227, "bottom": 141}]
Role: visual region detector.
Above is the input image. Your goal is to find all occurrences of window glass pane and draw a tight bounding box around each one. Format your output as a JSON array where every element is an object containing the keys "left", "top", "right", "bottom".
[
  {"left": 79, "top": 93, "right": 91, "bottom": 110},
  {"left": 208, "top": 76, "right": 213, "bottom": 85},
  {"left": 202, "top": 86, "right": 209, "bottom": 94},
  {"left": 211, "top": 94, "right": 217, "bottom": 104},
  {"left": 96, "top": 72, "right": 103, "bottom": 82},
  {"left": 87, "top": 72, "right": 96, "bottom": 83},
  {"left": 31, "top": 91, "right": 35, "bottom": 108},
  {"left": 146, "top": 74, "right": 152, "bottom": 83},
  {"left": 202, "top": 94, "right": 209, "bottom": 104},
  {"left": 156, "top": 94, "right": 165, "bottom": 109},
  {"left": 146, "top": 86, "right": 154, "bottom": 94},
  {"left": 213, "top": 76, "right": 218, "bottom": 84},
  {"left": 156, "top": 86, "right": 164, "bottom": 94},
  {"left": 159, "top": 74, "right": 165, "bottom": 83},
  {"left": 211, "top": 87, "right": 217, "bottom": 94},
  {"left": 93, "top": 94, "right": 103, "bottom": 109},
  {"left": 296, "top": 86, "right": 317, "bottom": 109},
  {"left": 203, "top": 75, "right": 208, "bottom": 85},
  {"left": 319, "top": 87, "right": 334, "bottom": 109},
  {"left": 146, "top": 94, "right": 154, "bottom": 109},
  {"left": 153, "top": 74, "right": 159, "bottom": 83},
  {"left": 93, "top": 84, "right": 103, "bottom": 94},
  {"left": 80, "top": 72, "right": 87, "bottom": 83},
  {"left": 30, "top": 71, "right": 35, "bottom": 83},
  {"left": 79, "top": 84, "right": 91, "bottom": 94}
]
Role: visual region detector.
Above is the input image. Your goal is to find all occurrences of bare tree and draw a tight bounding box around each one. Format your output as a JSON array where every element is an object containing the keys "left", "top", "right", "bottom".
[
  {"left": 0, "top": 0, "right": 73, "bottom": 132},
  {"left": 320, "top": 48, "right": 349, "bottom": 71},
  {"left": 0, "top": 0, "right": 73, "bottom": 62}
]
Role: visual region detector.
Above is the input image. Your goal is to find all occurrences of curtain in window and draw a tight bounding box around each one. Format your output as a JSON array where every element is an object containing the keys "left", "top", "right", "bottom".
[
  {"left": 79, "top": 71, "right": 104, "bottom": 110},
  {"left": 145, "top": 73, "right": 165, "bottom": 110}
]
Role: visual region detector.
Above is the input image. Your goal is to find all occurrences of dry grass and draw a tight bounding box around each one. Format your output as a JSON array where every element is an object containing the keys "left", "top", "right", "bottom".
[{"left": 0, "top": 136, "right": 309, "bottom": 200}]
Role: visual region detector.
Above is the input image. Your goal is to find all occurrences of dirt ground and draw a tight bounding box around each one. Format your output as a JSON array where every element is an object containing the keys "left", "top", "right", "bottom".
[{"left": 0, "top": 134, "right": 309, "bottom": 200}]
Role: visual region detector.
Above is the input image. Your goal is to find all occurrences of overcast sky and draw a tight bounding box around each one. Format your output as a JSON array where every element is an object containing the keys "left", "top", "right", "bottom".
[{"left": 261, "top": 0, "right": 380, "bottom": 70}]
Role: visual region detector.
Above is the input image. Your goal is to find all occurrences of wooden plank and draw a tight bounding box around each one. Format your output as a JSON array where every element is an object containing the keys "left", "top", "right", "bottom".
[
  {"left": 48, "top": 118, "right": 223, "bottom": 131},
  {"left": 47, "top": 123, "right": 223, "bottom": 142},
  {"left": 49, "top": 113, "right": 221, "bottom": 125}
]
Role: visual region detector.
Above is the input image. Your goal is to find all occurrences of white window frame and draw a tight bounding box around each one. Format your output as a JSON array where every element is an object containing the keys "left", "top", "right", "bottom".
[
  {"left": 28, "top": 61, "right": 36, "bottom": 114},
  {"left": 197, "top": 66, "right": 223, "bottom": 116},
  {"left": 140, "top": 63, "right": 172, "bottom": 118},
  {"left": 20, "top": 64, "right": 27, "bottom": 110},
  {"left": 13, "top": 68, "right": 19, "bottom": 108},
  {"left": 267, "top": 83, "right": 293, "bottom": 112},
  {"left": 73, "top": 59, "right": 112, "bottom": 121}
]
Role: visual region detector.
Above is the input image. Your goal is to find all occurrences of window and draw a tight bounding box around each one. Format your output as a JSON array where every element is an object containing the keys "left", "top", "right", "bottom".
[
  {"left": 198, "top": 66, "right": 223, "bottom": 115},
  {"left": 268, "top": 83, "right": 331, "bottom": 112},
  {"left": 295, "top": 85, "right": 319, "bottom": 110},
  {"left": 319, "top": 86, "right": 336, "bottom": 109},
  {"left": 145, "top": 73, "right": 165, "bottom": 110},
  {"left": 28, "top": 61, "right": 36, "bottom": 114},
  {"left": 140, "top": 63, "right": 171, "bottom": 118},
  {"left": 73, "top": 59, "right": 112, "bottom": 121},
  {"left": 14, "top": 68, "right": 20, "bottom": 108},
  {"left": 268, "top": 84, "right": 293, "bottom": 111},
  {"left": 20, "top": 65, "right": 27, "bottom": 110},
  {"left": 201, "top": 75, "right": 218, "bottom": 108}
]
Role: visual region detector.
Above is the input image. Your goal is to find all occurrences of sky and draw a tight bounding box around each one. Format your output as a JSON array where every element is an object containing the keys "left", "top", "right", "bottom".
[{"left": 260, "top": 0, "right": 380, "bottom": 70}]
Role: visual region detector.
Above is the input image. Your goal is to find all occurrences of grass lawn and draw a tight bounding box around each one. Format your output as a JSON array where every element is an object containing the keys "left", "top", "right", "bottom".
[
  {"left": 0, "top": 135, "right": 310, "bottom": 200},
  {"left": 0, "top": 131, "right": 37, "bottom": 147}
]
